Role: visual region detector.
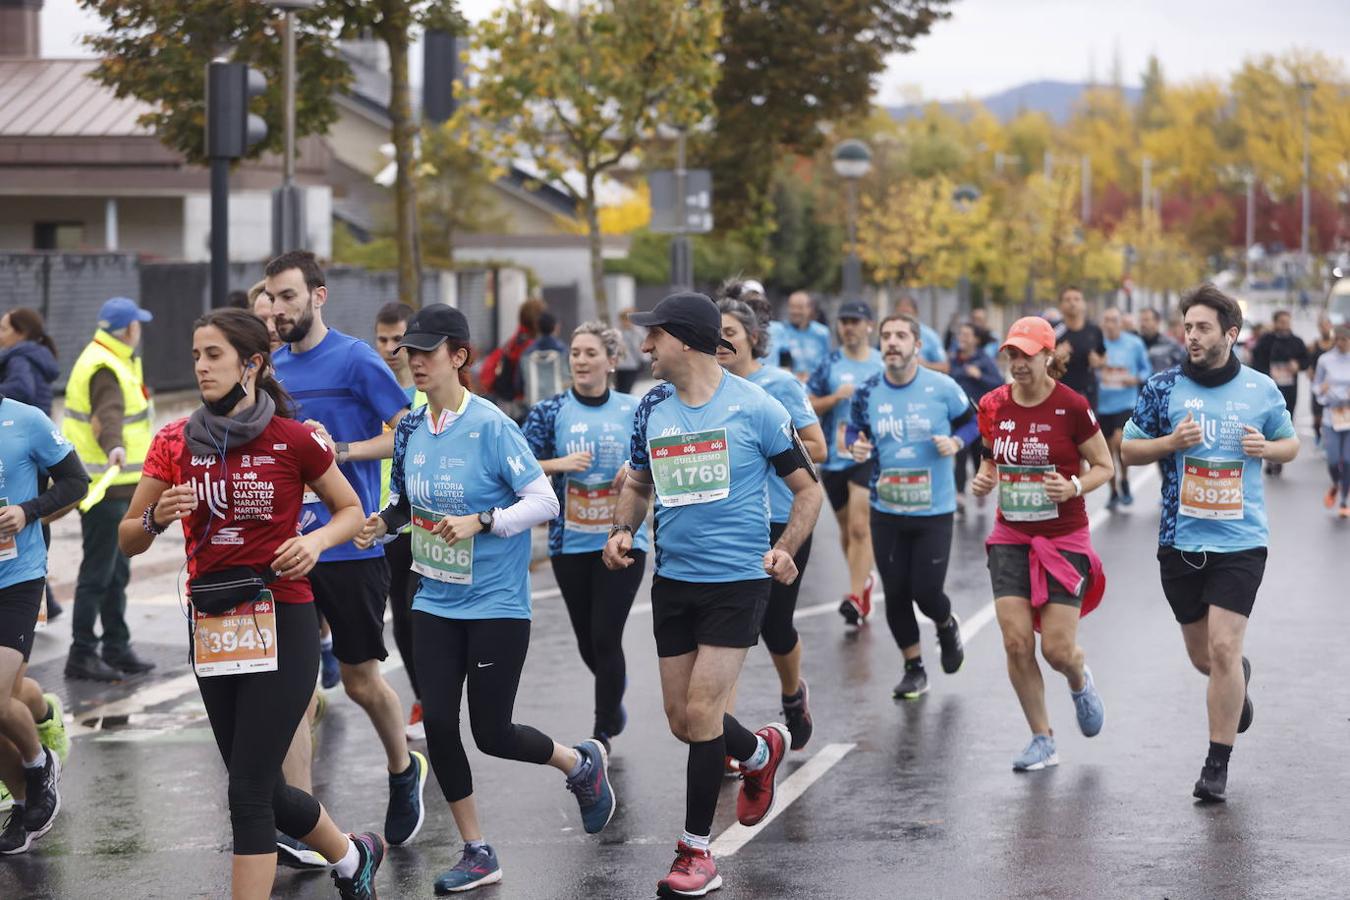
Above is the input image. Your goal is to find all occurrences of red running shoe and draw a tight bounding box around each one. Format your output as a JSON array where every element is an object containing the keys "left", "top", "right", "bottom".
[
  {"left": 838, "top": 594, "right": 863, "bottom": 626},
  {"left": 735, "top": 723, "right": 789, "bottom": 827},
  {"left": 657, "top": 841, "right": 721, "bottom": 897},
  {"left": 860, "top": 573, "right": 875, "bottom": 619}
]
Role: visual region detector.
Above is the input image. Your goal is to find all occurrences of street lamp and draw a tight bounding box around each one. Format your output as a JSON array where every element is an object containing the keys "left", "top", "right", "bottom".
[
  {"left": 269, "top": 0, "right": 317, "bottom": 253},
  {"left": 1298, "top": 81, "right": 1315, "bottom": 276},
  {"left": 832, "top": 139, "right": 872, "bottom": 298},
  {"left": 952, "top": 184, "right": 981, "bottom": 313}
]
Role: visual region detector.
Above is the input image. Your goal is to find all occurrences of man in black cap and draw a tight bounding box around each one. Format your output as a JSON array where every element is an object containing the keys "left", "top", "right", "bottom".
[{"left": 603, "top": 292, "right": 822, "bottom": 897}]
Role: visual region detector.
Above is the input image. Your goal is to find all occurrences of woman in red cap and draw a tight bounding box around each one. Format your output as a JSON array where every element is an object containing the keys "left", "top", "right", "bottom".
[{"left": 969, "top": 316, "right": 1114, "bottom": 772}]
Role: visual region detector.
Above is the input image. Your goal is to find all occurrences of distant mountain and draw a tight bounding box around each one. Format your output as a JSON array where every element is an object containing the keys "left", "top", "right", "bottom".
[{"left": 886, "top": 80, "right": 1143, "bottom": 124}]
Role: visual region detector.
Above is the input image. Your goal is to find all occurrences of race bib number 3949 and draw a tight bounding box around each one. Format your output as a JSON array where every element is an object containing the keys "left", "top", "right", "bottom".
[
  {"left": 193, "top": 592, "right": 278, "bottom": 677},
  {"left": 648, "top": 429, "right": 731, "bottom": 507}
]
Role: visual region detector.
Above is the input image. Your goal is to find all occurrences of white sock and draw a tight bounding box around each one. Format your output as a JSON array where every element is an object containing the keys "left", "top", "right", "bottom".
[
  {"left": 740, "top": 736, "right": 770, "bottom": 772},
  {"left": 680, "top": 831, "right": 710, "bottom": 852},
  {"left": 23, "top": 750, "right": 44, "bottom": 769},
  {"left": 334, "top": 838, "right": 360, "bottom": 878}
]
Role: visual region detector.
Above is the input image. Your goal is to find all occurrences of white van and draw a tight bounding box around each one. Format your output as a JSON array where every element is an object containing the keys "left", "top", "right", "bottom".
[{"left": 1327, "top": 278, "right": 1350, "bottom": 325}]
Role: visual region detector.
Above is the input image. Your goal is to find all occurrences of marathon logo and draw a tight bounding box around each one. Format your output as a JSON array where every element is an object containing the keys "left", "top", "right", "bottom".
[{"left": 193, "top": 471, "right": 228, "bottom": 519}]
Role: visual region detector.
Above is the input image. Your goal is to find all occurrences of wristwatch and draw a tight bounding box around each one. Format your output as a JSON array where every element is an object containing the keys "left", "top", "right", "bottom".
[
  {"left": 609, "top": 523, "right": 633, "bottom": 539},
  {"left": 477, "top": 509, "right": 495, "bottom": 534},
  {"left": 334, "top": 441, "right": 350, "bottom": 464}
]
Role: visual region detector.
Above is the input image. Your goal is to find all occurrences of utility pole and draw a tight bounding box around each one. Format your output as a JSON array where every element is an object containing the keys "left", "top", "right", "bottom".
[
  {"left": 1299, "top": 81, "right": 1315, "bottom": 274},
  {"left": 1245, "top": 171, "right": 1256, "bottom": 281},
  {"left": 1141, "top": 155, "right": 1152, "bottom": 223},
  {"left": 1080, "top": 154, "right": 1091, "bottom": 224},
  {"left": 670, "top": 128, "right": 692, "bottom": 290}
]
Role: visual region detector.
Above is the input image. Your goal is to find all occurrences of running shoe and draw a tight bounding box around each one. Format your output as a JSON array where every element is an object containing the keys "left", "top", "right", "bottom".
[
  {"left": 892, "top": 666, "right": 929, "bottom": 700},
  {"left": 0, "top": 783, "right": 9, "bottom": 813},
  {"left": 406, "top": 700, "right": 426, "bottom": 742},
  {"left": 1340, "top": 505, "right": 1350, "bottom": 519},
  {"left": 838, "top": 594, "right": 864, "bottom": 627},
  {"left": 1120, "top": 480, "right": 1133, "bottom": 506},
  {"left": 565, "top": 739, "right": 615, "bottom": 834},
  {"left": 1012, "top": 735, "right": 1058, "bottom": 772},
  {"left": 21, "top": 747, "right": 59, "bottom": 840},
  {"left": 37, "top": 693, "right": 69, "bottom": 764},
  {"left": 735, "top": 723, "right": 789, "bottom": 827},
  {"left": 723, "top": 756, "right": 740, "bottom": 778},
  {"left": 311, "top": 689, "right": 328, "bottom": 745},
  {"left": 331, "top": 831, "right": 385, "bottom": 900},
  {"left": 277, "top": 832, "right": 331, "bottom": 869},
  {"left": 657, "top": 841, "right": 721, "bottom": 898},
  {"left": 1238, "top": 656, "right": 1254, "bottom": 734},
  {"left": 1325, "top": 486, "right": 1337, "bottom": 509},
  {"left": 1193, "top": 760, "right": 1227, "bottom": 802},
  {"left": 781, "top": 679, "right": 813, "bottom": 751},
  {"left": 1106, "top": 491, "right": 1120, "bottom": 511},
  {"left": 860, "top": 573, "right": 875, "bottom": 619},
  {"left": 434, "top": 843, "right": 502, "bottom": 894},
  {"left": 936, "top": 613, "right": 964, "bottom": 674},
  {"left": 321, "top": 643, "right": 341, "bottom": 690},
  {"left": 385, "top": 750, "right": 428, "bottom": 845},
  {"left": 0, "top": 806, "right": 29, "bottom": 855},
  {"left": 1072, "top": 666, "right": 1105, "bottom": 737}
]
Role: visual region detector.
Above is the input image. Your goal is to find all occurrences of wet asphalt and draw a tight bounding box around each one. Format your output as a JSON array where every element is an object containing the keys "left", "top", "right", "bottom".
[{"left": 2, "top": 424, "right": 1347, "bottom": 900}]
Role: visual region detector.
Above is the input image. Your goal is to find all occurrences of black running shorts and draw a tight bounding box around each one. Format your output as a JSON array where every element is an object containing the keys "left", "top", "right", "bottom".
[
  {"left": 0, "top": 578, "right": 45, "bottom": 661},
  {"left": 651, "top": 576, "right": 771, "bottom": 658},
  {"left": 307, "top": 557, "right": 391, "bottom": 665},
  {"left": 821, "top": 462, "right": 873, "bottom": 513},
  {"left": 1157, "top": 545, "right": 1267, "bottom": 625},
  {"left": 1097, "top": 410, "right": 1131, "bottom": 438}
]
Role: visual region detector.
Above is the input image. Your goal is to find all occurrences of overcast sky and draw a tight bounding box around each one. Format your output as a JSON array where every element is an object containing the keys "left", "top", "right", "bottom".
[{"left": 38, "top": 0, "right": 1349, "bottom": 102}]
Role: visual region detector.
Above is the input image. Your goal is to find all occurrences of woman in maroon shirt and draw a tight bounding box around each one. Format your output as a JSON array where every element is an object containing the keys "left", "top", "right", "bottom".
[
  {"left": 971, "top": 316, "right": 1114, "bottom": 773},
  {"left": 117, "top": 310, "right": 384, "bottom": 900}
]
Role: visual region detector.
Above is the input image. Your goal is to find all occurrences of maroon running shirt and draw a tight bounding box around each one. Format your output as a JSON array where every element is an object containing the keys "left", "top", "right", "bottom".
[
  {"left": 142, "top": 416, "right": 334, "bottom": 604},
  {"left": 977, "top": 382, "right": 1100, "bottom": 537}
]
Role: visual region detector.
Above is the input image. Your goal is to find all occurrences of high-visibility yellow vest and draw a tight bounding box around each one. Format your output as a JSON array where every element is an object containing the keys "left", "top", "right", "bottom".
[
  {"left": 62, "top": 329, "right": 152, "bottom": 486},
  {"left": 380, "top": 388, "right": 426, "bottom": 532}
]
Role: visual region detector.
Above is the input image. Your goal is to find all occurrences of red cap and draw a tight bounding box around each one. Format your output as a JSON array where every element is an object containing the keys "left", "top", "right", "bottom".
[{"left": 1001, "top": 316, "right": 1056, "bottom": 356}]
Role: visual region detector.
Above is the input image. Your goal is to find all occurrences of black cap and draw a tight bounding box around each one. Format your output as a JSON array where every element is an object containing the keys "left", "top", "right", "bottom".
[
  {"left": 630, "top": 291, "right": 735, "bottom": 355},
  {"left": 396, "top": 303, "right": 471, "bottom": 352},
  {"left": 837, "top": 299, "right": 874, "bottom": 321}
]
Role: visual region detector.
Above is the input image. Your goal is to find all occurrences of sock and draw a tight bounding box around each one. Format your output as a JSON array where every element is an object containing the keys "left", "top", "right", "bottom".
[
  {"left": 905, "top": 657, "right": 925, "bottom": 672},
  {"left": 22, "top": 751, "right": 44, "bottom": 769},
  {"left": 740, "top": 735, "right": 771, "bottom": 772},
  {"left": 782, "top": 685, "right": 804, "bottom": 706},
  {"left": 465, "top": 839, "right": 488, "bottom": 853},
  {"left": 685, "top": 736, "right": 726, "bottom": 838},
  {"left": 680, "top": 830, "right": 711, "bottom": 852},
  {"left": 567, "top": 749, "right": 588, "bottom": 780},
  {"left": 334, "top": 837, "right": 361, "bottom": 879},
  {"left": 722, "top": 714, "right": 758, "bottom": 761},
  {"left": 320, "top": 634, "right": 334, "bottom": 652},
  {"left": 1207, "top": 741, "right": 1233, "bottom": 768},
  {"left": 38, "top": 702, "right": 53, "bottom": 724}
]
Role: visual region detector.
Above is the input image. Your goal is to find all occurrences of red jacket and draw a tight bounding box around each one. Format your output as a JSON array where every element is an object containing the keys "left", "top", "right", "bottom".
[{"left": 986, "top": 520, "right": 1105, "bottom": 632}]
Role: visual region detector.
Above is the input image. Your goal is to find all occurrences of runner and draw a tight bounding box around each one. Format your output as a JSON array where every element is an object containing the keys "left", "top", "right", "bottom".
[
  {"left": 1250, "top": 309, "right": 1307, "bottom": 476},
  {"left": 807, "top": 300, "right": 883, "bottom": 626},
  {"left": 1121, "top": 283, "right": 1299, "bottom": 801},
  {"left": 1139, "top": 308, "right": 1187, "bottom": 375},
  {"left": 354, "top": 304, "right": 614, "bottom": 895},
  {"left": 0, "top": 400, "right": 85, "bottom": 854},
  {"left": 848, "top": 313, "right": 976, "bottom": 699},
  {"left": 1052, "top": 286, "right": 1105, "bottom": 410},
  {"left": 716, "top": 295, "right": 826, "bottom": 750},
  {"left": 603, "top": 291, "right": 822, "bottom": 898},
  {"left": 894, "top": 297, "right": 950, "bottom": 373},
  {"left": 780, "top": 291, "right": 832, "bottom": 382},
  {"left": 264, "top": 251, "right": 426, "bottom": 861},
  {"left": 1307, "top": 315, "right": 1335, "bottom": 446},
  {"left": 373, "top": 301, "right": 428, "bottom": 741},
  {"left": 523, "top": 321, "right": 647, "bottom": 754},
  {"left": 969, "top": 316, "right": 1111, "bottom": 772},
  {"left": 118, "top": 309, "right": 385, "bottom": 898},
  {"left": 1097, "top": 308, "right": 1151, "bottom": 509},
  {"left": 1313, "top": 325, "right": 1350, "bottom": 515},
  {"left": 950, "top": 321, "right": 1005, "bottom": 516}
]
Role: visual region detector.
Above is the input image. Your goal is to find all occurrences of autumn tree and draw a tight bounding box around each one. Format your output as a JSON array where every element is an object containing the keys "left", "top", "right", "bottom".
[{"left": 455, "top": 0, "right": 721, "bottom": 321}]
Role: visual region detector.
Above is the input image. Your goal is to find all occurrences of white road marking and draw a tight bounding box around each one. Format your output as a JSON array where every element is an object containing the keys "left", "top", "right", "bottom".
[{"left": 710, "top": 742, "right": 856, "bottom": 858}]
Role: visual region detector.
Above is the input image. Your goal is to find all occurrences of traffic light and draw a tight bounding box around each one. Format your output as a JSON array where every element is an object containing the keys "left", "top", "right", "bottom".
[{"left": 206, "top": 60, "right": 268, "bottom": 160}]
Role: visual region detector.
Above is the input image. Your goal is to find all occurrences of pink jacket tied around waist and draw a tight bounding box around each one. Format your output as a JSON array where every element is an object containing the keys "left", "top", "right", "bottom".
[{"left": 986, "top": 520, "right": 1106, "bottom": 631}]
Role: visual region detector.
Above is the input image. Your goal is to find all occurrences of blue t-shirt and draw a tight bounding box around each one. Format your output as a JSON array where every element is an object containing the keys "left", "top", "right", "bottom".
[
  {"left": 748, "top": 365, "right": 819, "bottom": 523},
  {"left": 275, "top": 329, "right": 411, "bottom": 562},
  {"left": 391, "top": 396, "right": 545, "bottom": 620},
  {"left": 918, "top": 323, "right": 948, "bottom": 367},
  {"left": 630, "top": 372, "right": 793, "bottom": 582},
  {"left": 1124, "top": 365, "right": 1296, "bottom": 552},
  {"left": 850, "top": 368, "right": 975, "bottom": 516},
  {"left": 1098, "top": 332, "right": 1152, "bottom": 415},
  {"left": 808, "top": 348, "right": 884, "bottom": 471},
  {"left": 523, "top": 389, "right": 651, "bottom": 556},
  {"left": 764, "top": 320, "right": 789, "bottom": 368},
  {"left": 0, "top": 400, "right": 75, "bottom": 590},
  {"left": 782, "top": 321, "right": 832, "bottom": 378}
]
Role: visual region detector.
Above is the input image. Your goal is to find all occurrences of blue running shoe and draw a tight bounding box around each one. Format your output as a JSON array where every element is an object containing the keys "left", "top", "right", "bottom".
[
  {"left": 434, "top": 843, "right": 503, "bottom": 894},
  {"left": 385, "top": 750, "right": 428, "bottom": 846},
  {"left": 566, "top": 739, "right": 615, "bottom": 834},
  {"left": 321, "top": 644, "right": 341, "bottom": 690},
  {"left": 1012, "top": 735, "right": 1059, "bottom": 772},
  {"left": 331, "top": 832, "right": 385, "bottom": 900},
  {"left": 1072, "top": 666, "right": 1105, "bottom": 737}
]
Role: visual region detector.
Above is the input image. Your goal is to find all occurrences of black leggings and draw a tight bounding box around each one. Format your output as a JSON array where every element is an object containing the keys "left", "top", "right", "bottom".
[
  {"left": 550, "top": 549, "right": 645, "bottom": 737},
  {"left": 384, "top": 532, "right": 422, "bottom": 699},
  {"left": 763, "top": 522, "right": 813, "bottom": 656},
  {"left": 196, "top": 601, "right": 323, "bottom": 855},
  {"left": 870, "top": 510, "right": 954, "bottom": 653},
  {"left": 413, "top": 612, "right": 555, "bottom": 804}
]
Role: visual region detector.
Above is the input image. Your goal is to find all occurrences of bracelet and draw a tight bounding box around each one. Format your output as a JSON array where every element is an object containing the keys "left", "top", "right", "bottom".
[
  {"left": 141, "top": 502, "right": 167, "bottom": 536},
  {"left": 1070, "top": 475, "right": 1082, "bottom": 497}
]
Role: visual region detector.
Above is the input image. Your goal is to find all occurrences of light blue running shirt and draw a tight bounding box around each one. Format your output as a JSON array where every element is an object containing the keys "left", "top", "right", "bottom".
[
  {"left": 808, "top": 348, "right": 884, "bottom": 472},
  {"left": 0, "top": 400, "right": 75, "bottom": 589},
  {"left": 748, "top": 364, "right": 819, "bottom": 524}
]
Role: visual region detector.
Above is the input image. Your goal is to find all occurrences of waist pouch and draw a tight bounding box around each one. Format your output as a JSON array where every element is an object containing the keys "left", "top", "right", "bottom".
[{"left": 188, "top": 566, "right": 276, "bottom": 615}]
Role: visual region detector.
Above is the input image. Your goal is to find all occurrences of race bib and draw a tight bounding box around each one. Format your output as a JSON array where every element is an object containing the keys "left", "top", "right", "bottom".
[
  {"left": 1179, "top": 456, "right": 1244, "bottom": 520},
  {"left": 1269, "top": 361, "right": 1296, "bottom": 387},
  {"left": 997, "top": 465, "right": 1059, "bottom": 522},
  {"left": 1330, "top": 406, "right": 1350, "bottom": 433},
  {"left": 649, "top": 429, "right": 731, "bottom": 507},
  {"left": 301, "top": 490, "right": 321, "bottom": 505},
  {"left": 193, "top": 592, "right": 278, "bottom": 677},
  {"left": 565, "top": 479, "right": 617, "bottom": 533},
  {"left": 1099, "top": 366, "right": 1131, "bottom": 388},
  {"left": 411, "top": 505, "right": 473, "bottom": 584},
  {"left": 0, "top": 497, "right": 15, "bottom": 562},
  {"left": 877, "top": 468, "right": 931, "bottom": 513}
]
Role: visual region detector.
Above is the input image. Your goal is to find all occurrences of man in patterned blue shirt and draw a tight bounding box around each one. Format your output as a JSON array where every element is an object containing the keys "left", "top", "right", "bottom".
[{"left": 1122, "top": 284, "right": 1299, "bottom": 803}]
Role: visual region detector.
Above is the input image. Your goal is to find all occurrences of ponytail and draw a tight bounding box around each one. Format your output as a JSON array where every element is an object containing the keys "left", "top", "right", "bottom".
[
  {"left": 193, "top": 308, "right": 296, "bottom": 417},
  {"left": 5, "top": 307, "right": 57, "bottom": 359}
]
